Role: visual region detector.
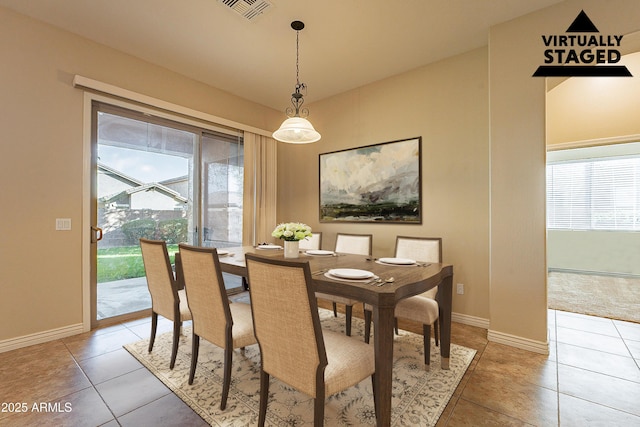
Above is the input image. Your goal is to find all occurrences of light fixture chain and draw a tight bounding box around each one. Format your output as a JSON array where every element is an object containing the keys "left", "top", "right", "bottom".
[{"left": 296, "top": 29, "right": 300, "bottom": 86}]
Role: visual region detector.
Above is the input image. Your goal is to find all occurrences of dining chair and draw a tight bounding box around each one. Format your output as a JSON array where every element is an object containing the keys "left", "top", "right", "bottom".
[
  {"left": 364, "top": 236, "right": 442, "bottom": 368},
  {"left": 178, "top": 244, "right": 257, "bottom": 410},
  {"left": 140, "top": 238, "right": 192, "bottom": 370},
  {"left": 334, "top": 232, "right": 372, "bottom": 256},
  {"left": 299, "top": 231, "right": 322, "bottom": 251},
  {"left": 316, "top": 232, "right": 372, "bottom": 336},
  {"left": 245, "top": 254, "right": 376, "bottom": 426},
  {"left": 395, "top": 236, "right": 442, "bottom": 345}
]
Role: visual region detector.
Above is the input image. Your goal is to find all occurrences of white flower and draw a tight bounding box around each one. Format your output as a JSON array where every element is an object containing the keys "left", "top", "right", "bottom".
[{"left": 271, "top": 222, "right": 313, "bottom": 241}]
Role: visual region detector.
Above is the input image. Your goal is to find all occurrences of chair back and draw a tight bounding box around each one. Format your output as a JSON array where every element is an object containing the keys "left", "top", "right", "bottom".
[
  {"left": 299, "top": 232, "right": 322, "bottom": 250},
  {"left": 140, "top": 238, "right": 179, "bottom": 321},
  {"left": 334, "top": 233, "right": 372, "bottom": 256},
  {"left": 178, "top": 244, "right": 231, "bottom": 348},
  {"left": 395, "top": 236, "right": 442, "bottom": 263},
  {"left": 245, "top": 254, "right": 327, "bottom": 398}
]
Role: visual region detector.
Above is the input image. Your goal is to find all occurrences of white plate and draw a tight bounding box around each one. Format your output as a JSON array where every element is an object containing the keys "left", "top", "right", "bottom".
[
  {"left": 328, "top": 268, "right": 374, "bottom": 280},
  {"left": 306, "top": 250, "right": 335, "bottom": 256},
  {"left": 216, "top": 249, "right": 230, "bottom": 256},
  {"left": 257, "top": 244, "right": 282, "bottom": 250},
  {"left": 378, "top": 257, "right": 416, "bottom": 265}
]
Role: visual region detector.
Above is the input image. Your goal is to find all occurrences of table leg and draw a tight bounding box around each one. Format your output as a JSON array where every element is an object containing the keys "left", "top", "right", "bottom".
[
  {"left": 373, "top": 304, "right": 394, "bottom": 427},
  {"left": 438, "top": 275, "right": 453, "bottom": 370}
]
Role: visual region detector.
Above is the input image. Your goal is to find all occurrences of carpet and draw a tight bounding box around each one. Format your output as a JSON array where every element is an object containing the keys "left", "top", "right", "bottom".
[
  {"left": 124, "top": 309, "right": 475, "bottom": 426},
  {"left": 548, "top": 271, "right": 640, "bottom": 323}
]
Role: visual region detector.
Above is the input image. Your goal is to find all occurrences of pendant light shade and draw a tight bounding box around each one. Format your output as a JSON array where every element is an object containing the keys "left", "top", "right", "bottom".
[
  {"left": 272, "top": 21, "right": 321, "bottom": 144},
  {"left": 272, "top": 117, "right": 321, "bottom": 144}
]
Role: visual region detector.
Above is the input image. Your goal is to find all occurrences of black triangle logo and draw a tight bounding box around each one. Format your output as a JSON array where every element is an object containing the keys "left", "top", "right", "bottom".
[{"left": 566, "top": 10, "right": 599, "bottom": 32}]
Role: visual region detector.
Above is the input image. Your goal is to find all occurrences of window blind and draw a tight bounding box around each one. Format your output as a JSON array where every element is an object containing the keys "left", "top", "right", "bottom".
[{"left": 547, "top": 155, "right": 640, "bottom": 231}]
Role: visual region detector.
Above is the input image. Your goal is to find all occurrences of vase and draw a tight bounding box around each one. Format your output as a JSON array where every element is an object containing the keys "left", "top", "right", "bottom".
[{"left": 284, "top": 240, "right": 300, "bottom": 258}]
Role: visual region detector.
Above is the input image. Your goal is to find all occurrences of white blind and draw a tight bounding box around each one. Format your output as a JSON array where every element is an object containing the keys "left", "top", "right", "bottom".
[{"left": 547, "top": 156, "right": 640, "bottom": 230}]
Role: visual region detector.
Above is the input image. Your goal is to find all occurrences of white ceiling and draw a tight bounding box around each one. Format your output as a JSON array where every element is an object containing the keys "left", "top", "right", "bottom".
[{"left": 0, "top": 0, "right": 563, "bottom": 110}]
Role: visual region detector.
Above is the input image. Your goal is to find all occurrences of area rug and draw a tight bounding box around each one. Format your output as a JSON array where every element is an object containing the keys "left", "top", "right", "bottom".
[
  {"left": 124, "top": 310, "right": 475, "bottom": 426},
  {"left": 548, "top": 271, "right": 640, "bottom": 323}
]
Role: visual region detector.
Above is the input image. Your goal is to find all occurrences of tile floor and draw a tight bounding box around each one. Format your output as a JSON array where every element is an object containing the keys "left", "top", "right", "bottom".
[{"left": 1, "top": 302, "right": 639, "bottom": 426}]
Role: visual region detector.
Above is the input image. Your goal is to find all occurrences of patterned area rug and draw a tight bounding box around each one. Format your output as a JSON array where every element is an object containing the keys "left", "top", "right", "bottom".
[{"left": 124, "top": 310, "right": 475, "bottom": 426}]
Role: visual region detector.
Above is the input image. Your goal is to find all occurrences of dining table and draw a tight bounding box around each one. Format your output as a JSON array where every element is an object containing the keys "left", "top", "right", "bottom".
[{"left": 216, "top": 245, "right": 453, "bottom": 427}]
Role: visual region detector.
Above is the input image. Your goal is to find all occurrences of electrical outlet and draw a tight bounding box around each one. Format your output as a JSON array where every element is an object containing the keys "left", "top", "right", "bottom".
[
  {"left": 56, "top": 218, "right": 72, "bottom": 231},
  {"left": 456, "top": 283, "right": 464, "bottom": 295}
]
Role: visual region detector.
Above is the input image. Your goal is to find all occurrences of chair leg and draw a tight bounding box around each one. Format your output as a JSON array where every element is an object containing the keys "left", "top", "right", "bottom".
[
  {"left": 434, "top": 318, "right": 440, "bottom": 347},
  {"left": 371, "top": 373, "right": 378, "bottom": 422},
  {"left": 188, "top": 334, "right": 200, "bottom": 385},
  {"left": 345, "top": 305, "right": 353, "bottom": 336},
  {"left": 148, "top": 312, "right": 158, "bottom": 353},
  {"left": 394, "top": 318, "right": 399, "bottom": 335},
  {"left": 364, "top": 309, "right": 372, "bottom": 344},
  {"left": 220, "top": 346, "right": 233, "bottom": 410},
  {"left": 423, "top": 324, "right": 432, "bottom": 368},
  {"left": 332, "top": 302, "right": 338, "bottom": 317},
  {"left": 170, "top": 320, "right": 181, "bottom": 369},
  {"left": 314, "top": 396, "right": 325, "bottom": 427},
  {"left": 258, "top": 370, "right": 270, "bottom": 427}
]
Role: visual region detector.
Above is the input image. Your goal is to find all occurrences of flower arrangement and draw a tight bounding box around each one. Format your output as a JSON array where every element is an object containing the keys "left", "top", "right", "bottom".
[{"left": 271, "top": 222, "right": 312, "bottom": 241}]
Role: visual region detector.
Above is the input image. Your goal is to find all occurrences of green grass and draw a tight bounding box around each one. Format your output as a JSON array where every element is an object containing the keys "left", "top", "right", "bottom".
[{"left": 97, "top": 244, "right": 178, "bottom": 283}]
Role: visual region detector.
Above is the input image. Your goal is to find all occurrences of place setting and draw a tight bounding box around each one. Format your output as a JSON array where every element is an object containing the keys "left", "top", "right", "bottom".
[
  {"left": 370, "top": 257, "right": 431, "bottom": 267},
  {"left": 319, "top": 268, "right": 395, "bottom": 286},
  {"left": 304, "top": 249, "right": 335, "bottom": 256},
  {"left": 215, "top": 249, "right": 233, "bottom": 257},
  {"left": 376, "top": 257, "right": 415, "bottom": 266},
  {"left": 255, "top": 243, "right": 283, "bottom": 250}
]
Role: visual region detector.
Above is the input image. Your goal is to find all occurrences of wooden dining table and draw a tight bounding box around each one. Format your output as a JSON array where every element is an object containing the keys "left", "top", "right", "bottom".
[{"left": 217, "top": 245, "right": 453, "bottom": 427}]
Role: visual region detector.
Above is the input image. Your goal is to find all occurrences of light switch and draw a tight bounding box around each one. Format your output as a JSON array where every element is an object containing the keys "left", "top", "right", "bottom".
[{"left": 56, "top": 218, "right": 72, "bottom": 231}]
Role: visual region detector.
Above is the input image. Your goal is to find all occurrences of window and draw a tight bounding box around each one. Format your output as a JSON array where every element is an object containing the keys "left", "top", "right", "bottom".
[{"left": 547, "top": 144, "right": 640, "bottom": 231}]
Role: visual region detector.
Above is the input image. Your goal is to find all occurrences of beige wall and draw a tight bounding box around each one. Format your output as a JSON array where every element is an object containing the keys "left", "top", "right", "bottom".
[
  {"left": 0, "top": 7, "right": 280, "bottom": 341},
  {"left": 277, "top": 48, "right": 491, "bottom": 321},
  {"left": 548, "top": 230, "right": 640, "bottom": 276}
]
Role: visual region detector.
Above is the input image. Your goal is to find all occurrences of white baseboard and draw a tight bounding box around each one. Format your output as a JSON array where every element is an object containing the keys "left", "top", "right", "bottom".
[
  {"left": 548, "top": 267, "right": 640, "bottom": 279},
  {"left": 451, "top": 312, "right": 490, "bottom": 329},
  {"left": 450, "top": 312, "right": 549, "bottom": 355},
  {"left": 487, "top": 329, "right": 549, "bottom": 355},
  {"left": 0, "top": 324, "right": 85, "bottom": 354}
]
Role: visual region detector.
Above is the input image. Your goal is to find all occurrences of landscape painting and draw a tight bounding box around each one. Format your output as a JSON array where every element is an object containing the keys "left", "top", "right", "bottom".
[{"left": 319, "top": 137, "right": 422, "bottom": 223}]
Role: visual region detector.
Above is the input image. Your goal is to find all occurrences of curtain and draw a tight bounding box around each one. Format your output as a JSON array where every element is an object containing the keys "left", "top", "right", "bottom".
[{"left": 243, "top": 132, "right": 278, "bottom": 245}]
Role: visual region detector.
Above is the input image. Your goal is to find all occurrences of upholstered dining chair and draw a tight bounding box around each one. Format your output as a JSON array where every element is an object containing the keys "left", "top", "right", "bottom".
[
  {"left": 395, "top": 236, "right": 442, "bottom": 345},
  {"left": 334, "top": 232, "right": 372, "bottom": 256},
  {"left": 140, "top": 238, "right": 192, "bottom": 370},
  {"left": 299, "top": 232, "right": 322, "bottom": 251},
  {"left": 316, "top": 232, "right": 372, "bottom": 336},
  {"left": 364, "top": 236, "right": 442, "bottom": 368},
  {"left": 178, "top": 244, "right": 257, "bottom": 410},
  {"left": 245, "top": 254, "right": 376, "bottom": 427}
]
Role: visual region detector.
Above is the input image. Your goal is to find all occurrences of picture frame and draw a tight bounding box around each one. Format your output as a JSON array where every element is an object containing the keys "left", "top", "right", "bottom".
[{"left": 319, "top": 137, "right": 422, "bottom": 223}]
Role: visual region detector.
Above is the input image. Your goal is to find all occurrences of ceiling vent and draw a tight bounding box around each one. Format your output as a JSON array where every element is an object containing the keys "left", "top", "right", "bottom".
[{"left": 218, "top": 0, "right": 273, "bottom": 22}]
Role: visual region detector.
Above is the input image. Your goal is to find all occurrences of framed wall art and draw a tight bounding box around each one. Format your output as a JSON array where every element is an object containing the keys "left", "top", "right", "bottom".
[{"left": 319, "top": 137, "right": 422, "bottom": 223}]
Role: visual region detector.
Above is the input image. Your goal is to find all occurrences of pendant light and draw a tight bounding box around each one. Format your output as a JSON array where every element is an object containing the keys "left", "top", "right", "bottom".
[{"left": 272, "top": 21, "right": 321, "bottom": 144}]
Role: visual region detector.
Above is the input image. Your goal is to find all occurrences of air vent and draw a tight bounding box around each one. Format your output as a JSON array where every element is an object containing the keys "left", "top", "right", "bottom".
[{"left": 219, "top": 0, "right": 273, "bottom": 22}]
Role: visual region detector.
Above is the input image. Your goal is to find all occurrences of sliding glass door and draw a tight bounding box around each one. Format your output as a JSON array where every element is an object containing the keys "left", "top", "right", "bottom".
[
  {"left": 91, "top": 102, "right": 243, "bottom": 325},
  {"left": 201, "top": 132, "right": 244, "bottom": 249}
]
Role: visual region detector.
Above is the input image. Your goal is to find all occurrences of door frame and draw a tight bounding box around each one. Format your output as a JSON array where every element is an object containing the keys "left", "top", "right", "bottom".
[{"left": 81, "top": 90, "right": 252, "bottom": 331}]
